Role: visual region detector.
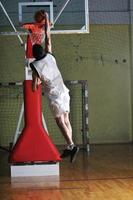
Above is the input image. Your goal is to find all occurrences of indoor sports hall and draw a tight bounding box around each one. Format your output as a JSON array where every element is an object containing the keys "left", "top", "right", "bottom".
[{"left": 0, "top": 0, "right": 133, "bottom": 199}]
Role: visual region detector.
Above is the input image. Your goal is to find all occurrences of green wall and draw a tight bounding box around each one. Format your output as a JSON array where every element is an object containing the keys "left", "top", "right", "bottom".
[
  {"left": 0, "top": 24, "right": 132, "bottom": 144},
  {"left": 52, "top": 25, "right": 132, "bottom": 144}
]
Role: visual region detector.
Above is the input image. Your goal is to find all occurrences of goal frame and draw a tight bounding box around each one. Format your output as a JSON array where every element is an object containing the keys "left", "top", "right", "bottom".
[{"left": 0, "top": 80, "right": 90, "bottom": 152}]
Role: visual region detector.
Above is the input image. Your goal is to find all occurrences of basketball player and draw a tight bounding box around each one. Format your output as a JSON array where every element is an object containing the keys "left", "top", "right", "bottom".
[
  {"left": 30, "top": 44, "right": 79, "bottom": 163},
  {"left": 30, "top": 14, "right": 79, "bottom": 163}
]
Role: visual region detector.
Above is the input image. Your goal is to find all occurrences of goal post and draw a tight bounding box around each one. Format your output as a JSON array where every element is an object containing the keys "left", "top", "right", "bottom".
[
  {"left": 0, "top": 80, "right": 89, "bottom": 152},
  {"left": 65, "top": 80, "right": 89, "bottom": 151}
]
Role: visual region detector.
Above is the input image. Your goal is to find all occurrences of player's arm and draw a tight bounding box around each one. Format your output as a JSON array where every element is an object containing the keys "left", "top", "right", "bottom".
[
  {"left": 44, "top": 12, "right": 52, "bottom": 53},
  {"left": 30, "top": 63, "right": 41, "bottom": 92},
  {"left": 32, "top": 71, "right": 38, "bottom": 91}
]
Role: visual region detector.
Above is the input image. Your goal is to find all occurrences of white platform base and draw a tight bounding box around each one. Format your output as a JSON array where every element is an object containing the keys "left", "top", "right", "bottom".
[
  {"left": 11, "top": 175, "right": 60, "bottom": 188},
  {"left": 10, "top": 162, "right": 59, "bottom": 177}
]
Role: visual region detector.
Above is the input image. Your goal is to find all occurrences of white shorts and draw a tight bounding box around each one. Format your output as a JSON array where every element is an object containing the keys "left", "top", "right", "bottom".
[{"left": 49, "top": 91, "right": 70, "bottom": 118}]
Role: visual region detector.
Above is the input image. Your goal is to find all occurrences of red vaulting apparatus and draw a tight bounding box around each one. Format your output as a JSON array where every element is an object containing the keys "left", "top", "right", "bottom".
[
  {"left": 10, "top": 80, "right": 61, "bottom": 163},
  {"left": 9, "top": 21, "right": 61, "bottom": 163}
]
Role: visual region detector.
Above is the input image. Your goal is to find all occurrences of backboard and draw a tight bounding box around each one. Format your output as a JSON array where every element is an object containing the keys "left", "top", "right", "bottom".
[{"left": 18, "top": 0, "right": 89, "bottom": 34}]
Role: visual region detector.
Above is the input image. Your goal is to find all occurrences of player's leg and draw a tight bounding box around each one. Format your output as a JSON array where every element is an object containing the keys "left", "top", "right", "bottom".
[
  {"left": 63, "top": 112, "right": 79, "bottom": 162},
  {"left": 64, "top": 112, "right": 72, "bottom": 140},
  {"left": 55, "top": 113, "right": 79, "bottom": 163},
  {"left": 55, "top": 113, "right": 73, "bottom": 145}
]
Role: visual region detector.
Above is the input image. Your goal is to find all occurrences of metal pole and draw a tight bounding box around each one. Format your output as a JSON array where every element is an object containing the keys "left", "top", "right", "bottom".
[
  {"left": 0, "top": 1, "right": 24, "bottom": 45},
  {"left": 81, "top": 80, "right": 90, "bottom": 152}
]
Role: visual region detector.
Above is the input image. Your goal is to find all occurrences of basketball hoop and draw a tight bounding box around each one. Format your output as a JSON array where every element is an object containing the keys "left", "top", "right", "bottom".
[{"left": 29, "top": 30, "right": 45, "bottom": 45}]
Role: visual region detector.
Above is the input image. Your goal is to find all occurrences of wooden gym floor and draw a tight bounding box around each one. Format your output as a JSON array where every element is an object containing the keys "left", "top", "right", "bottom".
[{"left": 0, "top": 143, "right": 133, "bottom": 200}]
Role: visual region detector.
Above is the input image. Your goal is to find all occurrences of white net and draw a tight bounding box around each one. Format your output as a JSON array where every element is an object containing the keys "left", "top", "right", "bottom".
[{"left": 29, "top": 31, "right": 45, "bottom": 45}]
